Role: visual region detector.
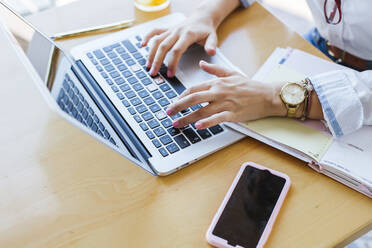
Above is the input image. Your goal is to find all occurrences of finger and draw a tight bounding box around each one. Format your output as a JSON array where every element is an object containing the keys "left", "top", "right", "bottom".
[
  {"left": 178, "top": 81, "right": 212, "bottom": 99},
  {"left": 150, "top": 33, "right": 179, "bottom": 76},
  {"left": 204, "top": 32, "right": 217, "bottom": 56},
  {"left": 166, "top": 34, "right": 197, "bottom": 77},
  {"left": 141, "top": 28, "right": 167, "bottom": 47},
  {"left": 166, "top": 91, "right": 215, "bottom": 116},
  {"left": 172, "top": 103, "right": 221, "bottom": 128},
  {"left": 146, "top": 32, "right": 169, "bottom": 68},
  {"left": 195, "top": 111, "right": 232, "bottom": 129},
  {"left": 199, "top": 60, "right": 234, "bottom": 77}
]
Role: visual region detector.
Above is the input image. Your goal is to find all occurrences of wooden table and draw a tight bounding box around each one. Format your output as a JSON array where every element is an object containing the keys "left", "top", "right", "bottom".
[{"left": 1, "top": 1, "right": 371, "bottom": 247}]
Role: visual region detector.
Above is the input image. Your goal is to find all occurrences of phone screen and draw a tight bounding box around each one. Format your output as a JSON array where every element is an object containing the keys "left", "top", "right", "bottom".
[{"left": 212, "top": 166, "right": 286, "bottom": 248}]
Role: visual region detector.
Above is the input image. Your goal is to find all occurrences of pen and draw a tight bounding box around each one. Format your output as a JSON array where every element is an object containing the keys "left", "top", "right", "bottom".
[{"left": 51, "top": 19, "right": 135, "bottom": 41}]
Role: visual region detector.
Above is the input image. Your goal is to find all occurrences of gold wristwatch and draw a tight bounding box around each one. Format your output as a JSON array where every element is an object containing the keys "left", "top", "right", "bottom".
[{"left": 280, "top": 81, "right": 307, "bottom": 118}]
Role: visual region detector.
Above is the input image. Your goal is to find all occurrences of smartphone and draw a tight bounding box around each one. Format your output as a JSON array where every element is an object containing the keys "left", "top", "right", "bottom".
[{"left": 206, "top": 162, "right": 291, "bottom": 248}]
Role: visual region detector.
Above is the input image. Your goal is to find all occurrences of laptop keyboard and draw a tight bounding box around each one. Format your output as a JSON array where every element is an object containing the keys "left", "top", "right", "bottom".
[
  {"left": 87, "top": 36, "right": 224, "bottom": 157},
  {"left": 57, "top": 73, "right": 118, "bottom": 146}
]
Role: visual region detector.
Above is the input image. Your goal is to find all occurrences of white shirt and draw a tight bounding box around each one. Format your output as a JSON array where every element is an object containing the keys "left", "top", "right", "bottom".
[{"left": 242, "top": 0, "right": 372, "bottom": 137}]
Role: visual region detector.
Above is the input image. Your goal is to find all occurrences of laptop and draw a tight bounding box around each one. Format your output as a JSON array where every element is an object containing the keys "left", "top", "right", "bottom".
[{"left": 0, "top": 2, "right": 244, "bottom": 176}]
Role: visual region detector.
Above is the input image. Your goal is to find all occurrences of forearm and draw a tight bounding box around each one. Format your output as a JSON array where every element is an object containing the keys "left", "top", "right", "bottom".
[{"left": 195, "top": 0, "right": 241, "bottom": 28}]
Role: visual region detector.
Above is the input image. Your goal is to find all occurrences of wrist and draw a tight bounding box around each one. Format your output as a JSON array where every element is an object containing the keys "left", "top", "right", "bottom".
[{"left": 267, "top": 82, "right": 287, "bottom": 117}]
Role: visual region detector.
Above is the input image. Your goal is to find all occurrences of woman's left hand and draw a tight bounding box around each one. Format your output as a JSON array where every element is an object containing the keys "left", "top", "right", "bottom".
[{"left": 166, "top": 61, "right": 287, "bottom": 129}]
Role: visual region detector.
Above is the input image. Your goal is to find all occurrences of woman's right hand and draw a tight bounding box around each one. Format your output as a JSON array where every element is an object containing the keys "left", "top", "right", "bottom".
[{"left": 141, "top": 12, "right": 218, "bottom": 78}]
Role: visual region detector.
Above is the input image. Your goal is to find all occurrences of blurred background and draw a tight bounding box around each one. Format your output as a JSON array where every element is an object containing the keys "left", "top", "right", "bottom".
[{"left": 2, "top": 0, "right": 371, "bottom": 247}]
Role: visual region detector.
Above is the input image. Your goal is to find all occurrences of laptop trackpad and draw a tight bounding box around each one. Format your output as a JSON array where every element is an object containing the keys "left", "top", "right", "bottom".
[{"left": 167, "top": 44, "right": 231, "bottom": 89}]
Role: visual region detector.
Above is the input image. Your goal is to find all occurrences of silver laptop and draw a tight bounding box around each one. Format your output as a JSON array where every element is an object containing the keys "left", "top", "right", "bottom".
[{"left": 0, "top": 2, "right": 244, "bottom": 176}]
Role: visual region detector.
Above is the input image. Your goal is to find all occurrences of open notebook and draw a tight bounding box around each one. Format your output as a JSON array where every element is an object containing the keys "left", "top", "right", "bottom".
[{"left": 226, "top": 48, "right": 372, "bottom": 198}]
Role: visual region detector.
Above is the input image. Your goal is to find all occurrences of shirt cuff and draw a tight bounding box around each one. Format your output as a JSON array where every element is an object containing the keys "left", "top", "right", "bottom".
[
  {"left": 240, "top": 0, "right": 254, "bottom": 8},
  {"left": 309, "top": 70, "right": 364, "bottom": 137}
]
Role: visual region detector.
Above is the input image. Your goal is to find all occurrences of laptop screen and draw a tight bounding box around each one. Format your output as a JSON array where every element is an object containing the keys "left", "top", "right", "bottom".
[{"left": 0, "top": 3, "right": 152, "bottom": 170}]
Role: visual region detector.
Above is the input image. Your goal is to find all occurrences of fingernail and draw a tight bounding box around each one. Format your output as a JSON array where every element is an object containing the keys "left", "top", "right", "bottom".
[
  {"left": 173, "top": 120, "right": 180, "bottom": 127},
  {"left": 141, "top": 42, "right": 145, "bottom": 47},
  {"left": 195, "top": 122, "right": 203, "bottom": 129},
  {"left": 166, "top": 108, "right": 173, "bottom": 116},
  {"left": 150, "top": 68, "right": 156, "bottom": 76},
  {"left": 146, "top": 61, "right": 152, "bottom": 68},
  {"left": 167, "top": 69, "right": 173, "bottom": 78}
]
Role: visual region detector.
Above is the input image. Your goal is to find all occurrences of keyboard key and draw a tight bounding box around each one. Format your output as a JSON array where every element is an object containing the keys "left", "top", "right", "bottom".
[
  {"left": 138, "top": 90, "right": 149, "bottom": 98},
  {"left": 135, "top": 43, "right": 142, "bottom": 49},
  {"left": 118, "top": 64, "right": 128, "bottom": 71},
  {"left": 138, "top": 58, "right": 146, "bottom": 65},
  {"left": 209, "top": 125, "right": 224, "bottom": 135},
  {"left": 104, "top": 64, "right": 115, "bottom": 72},
  {"left": 141, "top": 78, "right": 152, "bottom": 85},
  {"left": 73, "top": 94, "right": 79, "bottom": 105},
  {"left": 130, "top": 64, "right": 142, "bottom": 72},
  {"left": 110, "top": 71, "right": 120, "bottom": 78},
  {"left": 150, "top": 104, "right": 161, "bottom": 113},
  {"left": 111, "top": 43, "right": 121, "bottom": 49},
  {"left": 101, "top": 72, "right": 108, "bottom": 78},
  {"left": 122, "top": 100, "right": 130, "bottom": 107},
  {"left": 106, "top": 79, "right": 113, "bottom": 85},
  {"left": 72, "top": 107, "right": 78, "bottom": 117},
  {"left": 144, "top": 97, "right": 155, "bottom": 105},
  {"left": 90, "top": 58, "right": 98, "bottom": 65},
  {"left": 104, "top": 129, "right": 110, "bottom": 139},
  {"left": 120, "top": 53, "right": 131, "bottom": 60},
  {"left": 130, "top": 97, "right": 142, "bottom": 106},
  {"left": 146, "top": 83, "right": 157, "bottom": 92},
  {"left": 111, "top": 85, "right": 119, "bottom": 92},
  {"left": 166, "top": 91, "right": 177, "bottom": 99},
  {"left": 155, "top": 111, "right": 167, "bottom": 120},
  {"left": 136, "top": 71, "right": 146, "bottom": 79},
  {"left": 125, "top": 90, "right": 136, "bottom": 99},
  {"left": 103, "top": 46, "right": 113, "bottom": 53},
  {"left": 93, "top": 50, "right": 105, "bottom": 59},
  {"left": 190, "top": 104, "right": 202, "bottom": 111},
  {"left": 153, "top": 76, "right": 165, "bottom": 85},
  {"left": 166, "top": 143, "right": 180, "bottom": 154},
  {"left": 97, "top": 130, "right": 103, "bottom": 137},
  {"left": 87, "top": 116, "right": 93, "bottom": 127},
  {"left": 125, "top": 59, "right": 136, "bottom": 66},
  {"left": 133, "top": 52, "right": 142, "bottom": 59},
  {"left": 133, "top": 83, "right": 144, "bottom": 91},
  {"left": 160, "top": 135, "right": 172, "bottom": 145},
  {"left": 77, "top": 102, "right": 84, "bottom": 112},
  {"left": 93, "top": 114, "right": 99, "bottom": 123},
  {"left": 152, "top": 90, "right": 164, "bottom": 100},
  {"left": 122, "top": 40, "right": 138, "bottom": 53},
  {"left": 107, "top": 52, "right": 117, "bottom": 59},
  {"left": 100, "top": 58, "right": 110, "bottom": 65},
  {"left": 147, "top": 119, "right": 160, "bottom": 129},
  {"left": 197, "top": 129, "right": 212, "bottom": 139},
  {"left": 120, "top": 84, "right": 130, "bottom": 92},
  {"left": 113, "top": 58, "right": 122, "bottom": 65},
  {"left": 88, "top": 107, "right": 94, "bottom": 115},
  {"left": 170, "top": 113, "right": 182, "bottom": 120},
  {"left": 159, "top": 148, "right": 169, "bottom": 157},
  {"left": 167, "top": 127, "right": 180, "bottom": 136},
  {"left": 181, "top": 108, "right": 191, "bottom": 115},
  {"left": 146, "top": 130, "right": 155, "bottom": 139},
  {"left": 133, "top": 115, "right": 142, "bottom": 123},
  {"left": 142, "top": 112, "right": 153, "bottom": 121},
  {"left": 87, "top": 52, "right": 93, "bottom": 58},
  {"left": 82, "top": 109, "right": 88, "bottom": 120},
  {"left": 161, "top": 118, "right": 173, "bottom": 128},
  {"left": 159, "top": 83, "right": 171, "bottom": 92},
  {"left": 154, "top": 127, "right": 166, "bottom": 137},
  {"left": 128, "top": 107, "right": 136, "bottom": 115},
  {"left": 152, "top": 139, "right": 162, "bottom": 148},
  {"left": 135, "top": 104, "right": 147, "bottom": 113},
  {"left": 91, "top": 122, "right": 98, "bottom": 132},
  {"left": 159, "top": 98, "right": 170, "bottom": 107},
  {"left": 116, "top": 47, "right": 126, "bottom": 54},
  {"left": 139, "top": 123, "right": 149, "bottom": 131},
  {"left": 174, "top": 135, "right": 191, "bottom": 149},
  {"left": 128, "top": 77, "right": 138, "bottom": 84},
  {"left": 183, "top": 128, "right": 201, "bottom": 144},
  {"left": 117, "top": 92, "right": 125, "bottom": 100},
  {"left": 122, "top": 70, "right": 133, "bottom": 78},
  {"left": 96, "top": 65, "right": 103, "bottom": 72},
  {"left": 98, "top": 122, "right": 104, "bottom": 130},
  {"left": 136, "top": 35, "right": 142, "bottom": 41}
]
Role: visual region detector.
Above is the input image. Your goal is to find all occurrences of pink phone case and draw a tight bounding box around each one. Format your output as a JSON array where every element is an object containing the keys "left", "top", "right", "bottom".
[{"left": 206, "top": 162, "right": 291, "bottom": 248}]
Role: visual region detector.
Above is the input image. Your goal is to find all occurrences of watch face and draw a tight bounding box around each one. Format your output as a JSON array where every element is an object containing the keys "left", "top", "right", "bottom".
[{"left": 282, "top": 83, "right": 305, "bottom": 105}]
